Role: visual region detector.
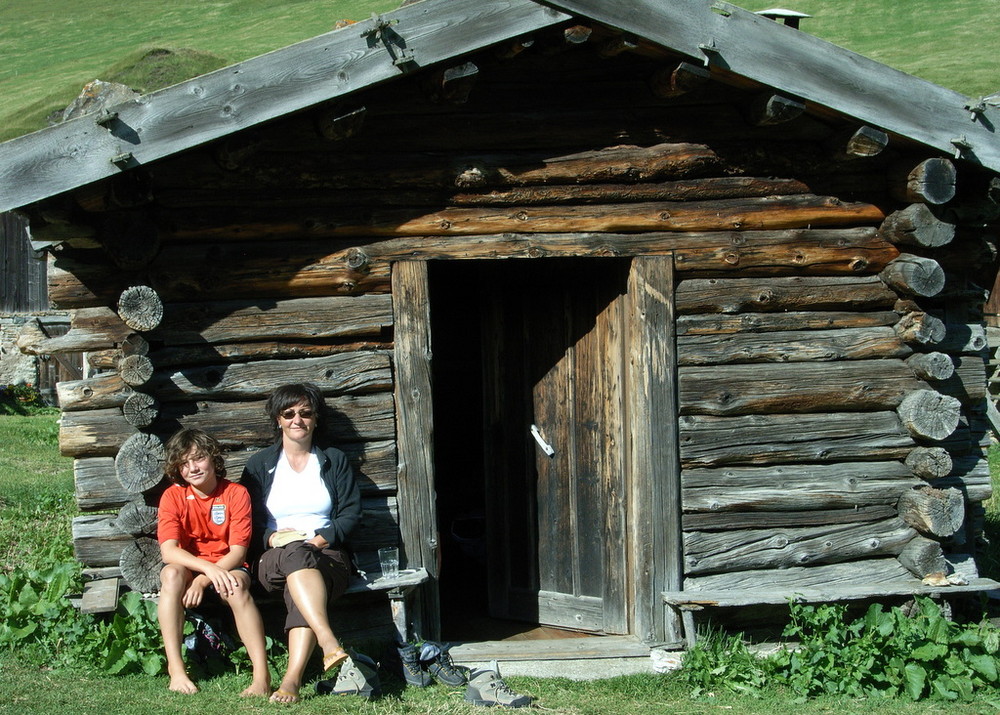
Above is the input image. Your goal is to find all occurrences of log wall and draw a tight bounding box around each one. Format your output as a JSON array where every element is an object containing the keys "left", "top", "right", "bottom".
[{"left": 21, "top": 26, "right": 997, "bottom": 615}]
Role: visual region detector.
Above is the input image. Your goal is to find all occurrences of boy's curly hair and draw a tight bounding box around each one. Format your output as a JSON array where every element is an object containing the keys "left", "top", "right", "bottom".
[{"left": 163, "top": 428, "right": 227, "bottom": 486}]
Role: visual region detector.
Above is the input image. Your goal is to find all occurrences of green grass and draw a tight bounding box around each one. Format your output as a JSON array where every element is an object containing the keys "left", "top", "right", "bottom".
[{"left": 0, "top": 0, "right": 998, "bottom": 143}]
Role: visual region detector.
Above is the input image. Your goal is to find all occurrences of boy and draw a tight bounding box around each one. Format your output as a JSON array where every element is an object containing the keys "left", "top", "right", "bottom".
[{"left": 156, "top": 428, "right": 271, "bottom": 696}]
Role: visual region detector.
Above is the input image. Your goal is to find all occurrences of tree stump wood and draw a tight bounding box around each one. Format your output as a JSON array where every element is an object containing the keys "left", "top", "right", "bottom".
[
  {"left": 115, "top": 432, "right": 165, "bottom": 493},
  {"left": 117, "top": 285, "right": 163, "bottom": 331}
]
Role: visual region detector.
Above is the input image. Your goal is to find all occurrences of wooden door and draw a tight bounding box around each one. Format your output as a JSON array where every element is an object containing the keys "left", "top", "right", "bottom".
[{"left": 482, "top": 259, "right": 630, "bottom": 634}]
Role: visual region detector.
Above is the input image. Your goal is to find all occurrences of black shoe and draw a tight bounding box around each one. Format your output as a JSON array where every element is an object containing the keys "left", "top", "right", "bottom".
[
  {"left": 397, "top": 643, "right": 432, "bottom": 687},
  {"left": 420, "top": 641, "right": 469, "bottom": 687}
]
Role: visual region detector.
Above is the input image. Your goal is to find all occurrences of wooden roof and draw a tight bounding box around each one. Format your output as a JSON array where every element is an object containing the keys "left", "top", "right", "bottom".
[{"left": 1, "top": 0, "right": 998, "bottom": 213}]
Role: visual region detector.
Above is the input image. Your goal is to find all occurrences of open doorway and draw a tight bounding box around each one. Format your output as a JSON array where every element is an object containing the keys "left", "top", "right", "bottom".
[{"left": 429, "top": 258, "right": 632, "bottom": 642}]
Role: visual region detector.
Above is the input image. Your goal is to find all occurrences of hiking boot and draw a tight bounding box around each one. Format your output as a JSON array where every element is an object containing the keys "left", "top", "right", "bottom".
[
  {"left": 420, "top": 640, "right": 469, "bottom": 687},
  {"left": 316, "top": 652, "right": 381, "bottom": 699},
  {"left": 463, "top": 660, "right": 532, "bottom": 708},
  {"left": 397, "top": 642, "right": 432, "bottom": 687}
]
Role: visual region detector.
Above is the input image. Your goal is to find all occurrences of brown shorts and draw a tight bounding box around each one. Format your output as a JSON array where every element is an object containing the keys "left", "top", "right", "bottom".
[{"left": 257, "top": 540, "right": 350, "bottom": 631}]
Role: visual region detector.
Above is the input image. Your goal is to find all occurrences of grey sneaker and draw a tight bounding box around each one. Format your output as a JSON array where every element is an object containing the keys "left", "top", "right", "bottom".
[
  {"left": 420, "top": 640, "right": 470, "bottom": 687},
  {"left": 317, "top": 652, "right": 381, "bottom": 699},
  {"left": 464, "top": 660, "right": 532, "bottom": 708},
  {"left": 398, "top": 642, "right": 432, "bottom": 687}
]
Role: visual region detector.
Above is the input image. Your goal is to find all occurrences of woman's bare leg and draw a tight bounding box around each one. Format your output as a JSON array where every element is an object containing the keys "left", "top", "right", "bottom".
[
  {"left": 270, "top": 626, "right": 315, "bottom": 703},
  {"left": 284, "top": 568, "right": 343, "bottom": 657}
]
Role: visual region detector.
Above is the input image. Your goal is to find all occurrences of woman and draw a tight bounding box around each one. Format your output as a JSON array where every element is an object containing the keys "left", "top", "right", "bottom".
[{"left": 242, "top": 382, "right": 362, "bottom": 704}]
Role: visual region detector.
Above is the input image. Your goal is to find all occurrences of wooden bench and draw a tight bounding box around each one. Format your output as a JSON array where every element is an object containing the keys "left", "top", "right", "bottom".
[
  {"left": 663, "top": 577, "right": 1000, "bottom": 648},
  {"left": 340, "top": 567, "right": 429, "bottom": 643}
]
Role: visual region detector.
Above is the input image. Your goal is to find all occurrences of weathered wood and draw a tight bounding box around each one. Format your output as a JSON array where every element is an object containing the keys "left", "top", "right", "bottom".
[
  {"left": 682, "top": 461, "right": 921, "bottom": 512},
  {"left": 683, "top": 517, "right": 917, "bottom": 575},
  {"left": 905, "top": 352, "right": 954, "bottom": 381},
  {"left": 316, "top": 106, "right": 367, "bottom": 142},
  {"left": 682, "top": 505, "right": 898, "bottom": 531},
  {"left": 115, "top": 432, "right": 165, "bottom": 493},
  {"left": 936, "top": 322, "right": 988, "bottom": 354},
  {"left": 683, "top": 558, "right": 914, "bottom": 591},
  {"left": 113, "top": 502, "right": 159, "bottom": 535},
  {"left": 905, "top": 447, "right": 953, "bottom": 481},
  {"left": 118, "top": 354, "right": 154, "bottom": 387},
  {"left": 679, "top": 359, "right": 921, "bottom": 415},
  {"left": 163, "top": 194, "right": 885, "bottom": 240},
  {"left": 897, "top": 486, "right": 965, "bottom": 537},
  {"left": 80, "top": 577, "right": 122, "bottom": 615},
  {"left": 897, "top": 535, "right": 947, "bottom": 578},
  {"left": 677, "top": 326, "right": 910, "bottom": 365},
  {"left": 449, "top": 176, "right": 813, "bottom": 206},
  {"left": 879, "top": 204, "right": 955, "bottom": 248},
  {"left": 627, "top": 256, "right": 681, "bottom": 643},
  {"left": 893, "top": 311, "right": 947, "bottom": 346},
  {"left": 934, "top": 354, "right": 987, "bottom": 405},
  {"left": 880, "top": 254, "right": 946, "bottom": 297},
  {"left": 122, "top": 392, "right": 160, "bottom": 427},
  {"left": 57, "top": 373, "right": 132, "bottom": 411},
  {"left": 679, "top": 411, "right": 915, "bottom": 468},
  {"left": 143, "top": 353, "right": 392, "bottom": 402},
  {"left": 50, "top": 227, "right": 892, "bottom": 309},
  {"left": 562, "top": 24, "right": 592, "bottom": 44},
  {"left": 827, "top": 125, "right": 889, "bottom": 159},
  {"left": 649, "top": 61, "right": 711, "bottom": 98},
  {"left": 117, "top": 285, "right": 164, "bottom": 331},
  {"left": 72, "top": 514, "right": 132, "bottom": 567},
  {"left": 746, "top": 93, "right": 806, "bottom": 126},
  {"left": 16, "top": 307, "right": 130, "bottom": 355},
  {"left": 896, "top": 390, "right": 961, "bottom": 441},
  {"left": 119, "top": 537, "right": 163, "bottom": 593},
  {"left": 151, "top": 295, "right": 393, "bottom": 344},
  {"left": 75, "top": 457, "right": 131, "bottom": 511},
  {"left": 100, "top": 212, "right": 161, "bottom": 270},
  {"left": 675, "top": 275, "right": 898, "bottom": 314},
  {"left": 392, "top": 261, "right": 441, "bottom": 638},
  {"left": 102, "top": 341, "right": 390, "bottom": 371},
  {"left": 60, "top": 394, "right": 396, "bottom": 457},
  {"left": 48, "top": 245, "right": 391, "bottom": 307},
  {"left": 432, "top": 62, "right": 479, "bottom": 104},
  {"left": 890, "top": 157, "right": 957, "bottom": 205},
  {"left": 677, "top": 310, "right": 899, "bottom": 335}
]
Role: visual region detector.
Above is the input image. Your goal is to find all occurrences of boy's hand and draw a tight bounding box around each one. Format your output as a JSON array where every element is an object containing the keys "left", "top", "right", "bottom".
[
  {"left": 202, "top": 562, "right": 241, "bottom": 598},
  {"left": 182, "top": 576, "right": 208, "bottom": 608}
]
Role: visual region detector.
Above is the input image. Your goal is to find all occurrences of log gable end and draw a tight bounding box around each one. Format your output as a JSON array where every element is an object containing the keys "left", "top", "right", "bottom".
[{"left": 7, "top": 1, "right": 1000, "bottom": 645}]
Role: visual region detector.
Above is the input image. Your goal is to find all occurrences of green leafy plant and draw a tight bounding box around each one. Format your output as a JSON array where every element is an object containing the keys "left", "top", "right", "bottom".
[
  {"left": 0, "top": 383, "right": 56, "bottom": 416},
  {"left": 674, "top": 625, "right": 775, "bottom": 697},
  {"left": 97, "top": 591, "right": 166, "bottom": 676},
  {"left": 771, "top": 597, "right": 1000, "bottom": 700}
]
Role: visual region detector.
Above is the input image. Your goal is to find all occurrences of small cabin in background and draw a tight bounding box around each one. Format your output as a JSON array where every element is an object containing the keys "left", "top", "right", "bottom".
[
  {"left": 0, "top": 211, "right": 82, "bottom": 403},
  {"left": 2, "top": 0, "right": 1000, "bottom": 653}
]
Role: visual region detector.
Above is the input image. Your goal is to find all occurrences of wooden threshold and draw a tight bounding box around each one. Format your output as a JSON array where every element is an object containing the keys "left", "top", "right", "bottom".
[{"left": 450, "top": 635, "right": 650, "bottom": 662}]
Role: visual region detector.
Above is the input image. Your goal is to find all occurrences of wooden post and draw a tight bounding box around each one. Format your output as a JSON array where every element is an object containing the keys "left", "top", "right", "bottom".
[
  {"left": 627, "top": 256, "right": 681, "bottom": 646},
  {"left": 905, "top": 352, "right": 954, "bottom": 381},
  {"left": 392, "top": 260, "right": 440, "bottom": 639}
]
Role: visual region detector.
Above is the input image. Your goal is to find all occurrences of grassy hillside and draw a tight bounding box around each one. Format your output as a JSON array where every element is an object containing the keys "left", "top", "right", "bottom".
[{"left": 0, "top": 0, "right": 997, "bottom": 143}]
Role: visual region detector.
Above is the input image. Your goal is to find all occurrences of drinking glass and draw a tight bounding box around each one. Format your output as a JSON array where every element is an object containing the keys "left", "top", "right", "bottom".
[{"left": 378, "top": 546, "right": 399, "bottom": 579}]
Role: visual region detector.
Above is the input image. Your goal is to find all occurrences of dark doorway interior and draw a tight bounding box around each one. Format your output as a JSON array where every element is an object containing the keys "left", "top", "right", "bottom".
[{"left": 428, "top": 259, "right": 631, "bottom": 642}]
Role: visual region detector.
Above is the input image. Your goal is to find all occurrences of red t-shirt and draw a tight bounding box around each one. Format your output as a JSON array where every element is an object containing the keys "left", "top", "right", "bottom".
[{"left": 157, "top": 479, "right": 252, "bottom": 565}]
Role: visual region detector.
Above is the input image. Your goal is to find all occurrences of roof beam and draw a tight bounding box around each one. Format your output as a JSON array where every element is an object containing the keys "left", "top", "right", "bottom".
[
  {"left": 541, "top": 0, "right": 1000, "bottom": 174},
  {"left": 0, "top": 0, "right": 569, "bottom": 213}
]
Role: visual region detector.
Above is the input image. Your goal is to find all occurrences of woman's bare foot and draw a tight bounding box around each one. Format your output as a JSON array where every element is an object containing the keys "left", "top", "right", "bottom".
[
  {"left": 167, "top": 672, "right": 199, "bottom": 694},
  {"left": 269, "top": 682, "right": 301, "bottom": 704}
]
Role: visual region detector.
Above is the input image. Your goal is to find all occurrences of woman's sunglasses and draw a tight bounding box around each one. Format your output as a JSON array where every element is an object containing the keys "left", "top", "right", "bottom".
[{"left": 279, "top": 408, "right": 315, "bottom": 420}]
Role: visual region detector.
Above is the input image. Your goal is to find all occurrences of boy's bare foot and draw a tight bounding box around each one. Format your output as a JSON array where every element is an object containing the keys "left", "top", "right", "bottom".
[
  {"left": 240, "top": 678, "right": 272, "bottom": 697},
  {"left": 167, "top": 673, "right": 199, "bottom": 694}
]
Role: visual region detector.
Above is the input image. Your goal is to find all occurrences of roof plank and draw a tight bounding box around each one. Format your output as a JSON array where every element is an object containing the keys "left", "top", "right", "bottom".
[
  {"left": 0, "top": 0, "right": 569, "bottom": 212},
  {"left": 541, "top": 0, "right": 1000, "bottom": 173}
]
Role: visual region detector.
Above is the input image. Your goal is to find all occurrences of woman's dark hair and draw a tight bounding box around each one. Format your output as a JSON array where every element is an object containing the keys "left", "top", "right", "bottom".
[
  {"left": 265, "top": 382, "right": 326, "bottom": 439},
  {"left": 163, "top": 428, "right": 227, "bottom": 486}
]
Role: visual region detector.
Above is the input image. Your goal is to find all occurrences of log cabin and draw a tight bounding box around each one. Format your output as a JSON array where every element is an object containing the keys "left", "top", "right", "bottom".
[{"left": 2, "top": 0, "right": 1000, "bottom": 653}]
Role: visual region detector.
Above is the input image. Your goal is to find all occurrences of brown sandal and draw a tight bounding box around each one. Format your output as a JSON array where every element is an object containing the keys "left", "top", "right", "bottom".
[{"left": 322, "top": 648, "right": 349, "bottom": 674}]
